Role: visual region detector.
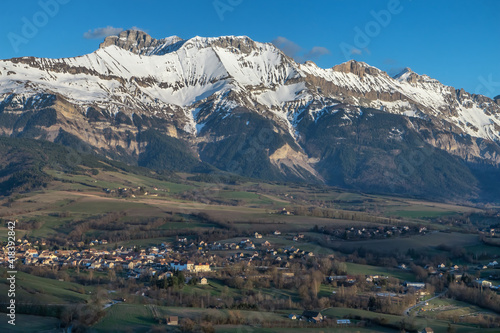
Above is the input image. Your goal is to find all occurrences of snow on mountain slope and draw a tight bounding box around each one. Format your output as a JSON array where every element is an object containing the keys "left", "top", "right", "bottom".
[
  {"left": 255, "top": 82, "right": 308, "bottom": 107},
  {"left": 0, "top": 44, "right": 233, "bottom": 107},
  {"left": 0, "top": 31, "right": 499, "bottom": 145},
  {"left": 299, "top": 61, "right": 500, "bottom": 142},
  {"left": 0, "top": 34, "right": 300, "bottom": 111}
]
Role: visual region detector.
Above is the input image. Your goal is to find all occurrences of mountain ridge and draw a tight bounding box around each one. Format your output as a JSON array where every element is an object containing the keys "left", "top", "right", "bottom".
[{"left": 0, "top": 30, "right": 499, "bottom": 202}]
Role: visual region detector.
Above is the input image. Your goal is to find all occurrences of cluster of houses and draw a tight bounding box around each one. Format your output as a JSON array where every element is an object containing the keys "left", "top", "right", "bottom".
[
  {"left": 170, "top": 260, "right": 211, "bottom": 273},
  {"left": 398, "top": 261, "right": 498, "bottom": 274},
  {"left": 287, "top": 311, "right": 352, "bottom": 326},
  {"left": 3, "top": 229, "right": 499, "bottom": 295},
  {"left": 0, "top": 238, "right": 214, "bottom": 280},
  {"left": 0, "top": 233, "right": 316, "bottom": 279},
  {"left": 328, "top": 268, "right": 500, "bottom": 297},
  {"left": 202, "top": 233, "right": 314, "bottom": 264},
  {"left": 399, "top": 262, "right": 500, "bottom": 292},
  {"left": 279, "top": 208, "right": 293, "bottom": 215},
  {"left": 328, "top": 275, "right": 358, "bottom": 284},
  {"left": 480, "top": 228, "right": 500, "bottom": 236},
  {"left": 225, "top": 242, "right": 315, "bottom": 264},
  {"left": 103, "top": 186, "right": 160, "bottom": 198},
  {"left": 324, "top": 225, "right": 428, "bottom": 240},
  {"left": 328, "top": 274, "right": 430, "bottom": 296}
]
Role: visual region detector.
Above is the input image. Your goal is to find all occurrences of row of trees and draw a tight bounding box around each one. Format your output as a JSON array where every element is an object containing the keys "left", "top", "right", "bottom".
[
  {"left": 292, "top": 205, "right": 399, "bottom": 225},
  {"left": 448, "top": 283, "right": 500, "bottom": 314}
]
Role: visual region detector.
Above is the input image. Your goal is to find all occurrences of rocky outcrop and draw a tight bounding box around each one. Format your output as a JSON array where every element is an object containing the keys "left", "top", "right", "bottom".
[
  {"left": 331, "top": 60, "right": 383, "bottom": 78},
  {"left": 269, "top": 143, "right": 322, "bottom": 180},
  {"left": 99, "top": 30, "right": 183, "bottom": 55}
]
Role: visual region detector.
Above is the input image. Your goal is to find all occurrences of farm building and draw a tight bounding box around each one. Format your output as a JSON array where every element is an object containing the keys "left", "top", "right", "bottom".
[
  {"left": 301, "top": 310, "right": 323, "bottom": 323},
  {"left": 167, "top": 316, "right": 178, "bottom": 325}
]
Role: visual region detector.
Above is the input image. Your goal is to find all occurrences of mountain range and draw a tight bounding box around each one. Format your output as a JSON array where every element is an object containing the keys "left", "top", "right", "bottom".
[{"left": 1, "top": 30, "right": 499, "bottom": 202}]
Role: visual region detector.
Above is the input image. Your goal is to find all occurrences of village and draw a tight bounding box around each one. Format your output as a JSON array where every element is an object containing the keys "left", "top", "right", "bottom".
[
  {"left": 1, "top": 231, "right": 315, "bottom": 280},
  {"left": 3, "top": 228, "right": 499, "bottom": 297},
  {"left": 1, "top": 211, "right": 500, "bottom": 333},
  {"left": 2, "top": 201, "right": 500, "bottom": 333}
]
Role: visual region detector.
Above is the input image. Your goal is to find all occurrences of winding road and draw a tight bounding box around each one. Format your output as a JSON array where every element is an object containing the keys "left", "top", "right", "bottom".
[{"left": 403, "top": 289, "right": 447, "bottom": 316}]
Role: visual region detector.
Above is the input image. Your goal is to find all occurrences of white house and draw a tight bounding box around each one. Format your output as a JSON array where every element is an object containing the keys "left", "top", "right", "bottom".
[
  {"left": 405, "top": 282, "right": 425, "bottom": 289},
  {"left": 25, "top": 249, "right": 38, "bottom": 258},
  {"left": 170, "top": 261, "right": 190, "bottom": 271},
  {"left": 474, "top": 279, "right": 493, "bottom": 287},
  {"left": 488, "top": 261, "right": 498, "bottom": 267},
  {"left": 192, "top": 263, "right": 211, "bottom": 273}
]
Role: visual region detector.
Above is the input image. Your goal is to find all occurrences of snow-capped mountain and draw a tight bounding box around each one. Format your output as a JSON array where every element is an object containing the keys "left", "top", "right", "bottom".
[{"left": 0, "top": 30, "right": 499, "bottom": 200}]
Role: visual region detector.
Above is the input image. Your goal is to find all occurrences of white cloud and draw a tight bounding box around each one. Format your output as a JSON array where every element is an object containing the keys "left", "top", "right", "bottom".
[
  {"left": 350, "top": 48, "right": 362, "bottom": 55},
  {"left": 272, "top": 36, "right": 330, "bottom": 63},
  {"left": 83, "top": 26, "right": 124, "bottom": 39},
  {"left": 305, "top": 46, "right": 331, "bottom": 59},
  {"left": 271, "top": 36, "right": 302, "bottom": 59}
]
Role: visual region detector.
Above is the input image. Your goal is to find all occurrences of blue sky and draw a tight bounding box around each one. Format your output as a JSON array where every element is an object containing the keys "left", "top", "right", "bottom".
[{"left": 1, "top": 0, "right": 499, "bottom": 97}]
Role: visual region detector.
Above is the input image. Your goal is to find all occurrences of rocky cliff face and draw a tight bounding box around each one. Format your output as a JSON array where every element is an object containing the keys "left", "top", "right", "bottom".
[
  {"left": 0, "top": 31, "right": 499, "bottom": 200},
  {"left": 99, "top": 30, "right": 184, "bottom": 55}
]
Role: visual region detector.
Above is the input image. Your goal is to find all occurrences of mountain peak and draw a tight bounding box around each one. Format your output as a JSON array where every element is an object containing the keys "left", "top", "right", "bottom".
[
  {"left": 331, "top": 60, "right": 380, "bottom": 78},
  {"left": 392, "top": 67, "right": 414, "bottom": 80},
  {"left": 182, "top": 35, "right": 261, "bottom": 54},
  {"left": 99, "top": 32, "right": 267, "bottom": 57},
  {"left": 99, "top": 30, "right": 183, "bottom": 55},
  {"left": 1, "top": 33, "right": 500, "bottom": 193},
  {"left": 394, "top": 67, "right": 412, "bottom": 76},
  {"left": 393, "top": 67, "right": 439, "bottom": 85}
]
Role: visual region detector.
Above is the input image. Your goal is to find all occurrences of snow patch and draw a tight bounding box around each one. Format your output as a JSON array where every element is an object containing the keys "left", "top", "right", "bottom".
[{"left": 255, "top": 82, "right": 307, "bottom": 107}]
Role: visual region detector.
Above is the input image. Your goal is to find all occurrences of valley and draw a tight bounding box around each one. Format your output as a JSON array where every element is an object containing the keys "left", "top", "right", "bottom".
[{"left": 1, "top": 152, "right": 499, "bottom": 332}]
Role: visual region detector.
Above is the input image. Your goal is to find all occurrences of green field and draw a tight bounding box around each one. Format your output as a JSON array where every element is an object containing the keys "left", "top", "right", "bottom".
[
  {"left": 411, "top": 297, "right": 500, "bottom": 320},
  {"left": 0, "top": 314, "right": 61, "bottom": 332},
  {"left": 2, "top": 158, "right": 497, "bottom": 332},
  {"left": 328, "top": 232, "right": 480, "bottom": 254},
  {"left": 215, "top": 327, "right": 395, "bottom": 333},
  {"left": 385, "top": 209, "right": 457, "bottom": 219},
  {"left": 46, "top": 169, "right": 196, "bottom": 194},
  {"left": 345, "top": 262, "right": 415, "bottom": 281},
  {"left": 182, "top": 279, "right": 240, "bottom": 298},
  {"left": 93, "top": 304, "right": 157, "bottom": 332},
  {"left": 322, "top": 307, "right": 491, "bottom": 333},
  {"left": 2, "top": 162, "right": 487, "bottom": 247},
  {"left": 465, "top": 243, "right": 500, "bottom": 258},
  {"left": 102, "top": 236, "right": 175, "bottom": 248},
  {"left": 0, "top": 270, "right": 92, "bottom": 305},
  {"left": 93, "top": 304, "right": 288, "bottom": 332}
]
